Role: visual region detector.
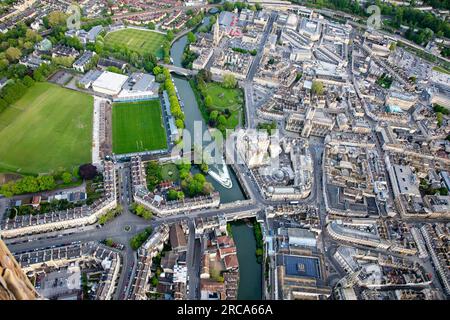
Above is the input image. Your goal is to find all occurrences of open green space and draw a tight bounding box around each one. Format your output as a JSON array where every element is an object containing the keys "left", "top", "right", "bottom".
[
  {"left": 0, "top": 82, "right": 93, "bottom": 175},
  {"left": 190, "top": 80, "right": 244, "bottom": 131},
  {"left": 104, "top": 28, "right": 166, "bottom": 58},
  {"left": 204, "top": 82, "right": 244, "bottom": 129},
  {"left": 376, "top": 73, "right": 393, "bottom": 89},
  {"left": 112, "top": 99, "right": 167, "bottom": 155},
  {"left": 205, "top": 82, "right": 243, "bottom": 111}
]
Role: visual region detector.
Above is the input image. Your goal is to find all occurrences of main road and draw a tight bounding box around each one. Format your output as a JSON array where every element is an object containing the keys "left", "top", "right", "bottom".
[{"left": 244, "top": 12, "right": 276, "bottom": 129}]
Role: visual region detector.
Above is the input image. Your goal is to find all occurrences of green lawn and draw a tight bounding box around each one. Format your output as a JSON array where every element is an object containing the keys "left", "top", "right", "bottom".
[
  {"left": 0, "top": 82, "right": 93, "bottom": 175},
  {"left": 104, "top": 28, "right": 166, "bottom": 58},
  {"left": 205, "top": 83, "right": 243, "bottom": 111},
  {"left": 112, "top": 100, "right": 167, "bottom": 155},
  {"left": 204, "top": 82, "right": 244, "bottom": 129}
]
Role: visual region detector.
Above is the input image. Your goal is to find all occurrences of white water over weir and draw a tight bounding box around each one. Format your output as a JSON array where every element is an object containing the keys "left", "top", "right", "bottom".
[{"left": 208, "top": 163, "right": 233, "bottom": 189}]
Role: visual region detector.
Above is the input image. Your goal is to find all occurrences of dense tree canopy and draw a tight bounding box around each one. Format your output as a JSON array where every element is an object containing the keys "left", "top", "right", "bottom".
[
  {"left": 79, "top": 164, "right": 98, "bottom": 180},
  {"left": 223, "top": 74, "right": 237, "bottom": 89}
]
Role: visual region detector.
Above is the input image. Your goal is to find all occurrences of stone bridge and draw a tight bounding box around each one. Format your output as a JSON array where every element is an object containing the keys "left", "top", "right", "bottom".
[{"left": 161, "top": 64, "right": 198, "bottom": 77}]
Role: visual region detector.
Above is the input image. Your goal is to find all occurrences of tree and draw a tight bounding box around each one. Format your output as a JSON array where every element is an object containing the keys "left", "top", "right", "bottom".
[
  {"left": 175, "top": 118, "right": 184, "bottom": 129},
  {"left": 177, "top": 162, "right": 191, "bottom": 180},
  {"left": 167, "top": 189, "right": 180, "bottom": 201},
  {"left": 22, "top": 75, "right": 35, "bottom": 87},
  {"left": 205, "top": 95, "right": 213, "bottom": 108},
  {"left": 130, "top": 227, "right": 152, "bottom": 250},
  {"left": 147, "top": 22, "right": 155, "bottom": 30},
  {"left": 150, "top": 276, "right": 159, "bottom": 287},
  {"left": 146, "top": 161, "right": 162, "bottom": 190},
  {"left": 36, "top": 175, "right": 56, "bottom": 191},
  {"left": 62, "top": 172, "right": 72, "bottom": 184},
  {"left": 311, "top": 80, "right": 324, "bottom": 96},
  {"left": 62, "top": 36, "right": 82, "bottom": 50},
  {"left": 181, "top": 172, "right": 213, "bottom": 197},
  {"left": 33, "top": 69, "right": 44, "bottom": 82},
  {"left": 200, "top": 162, "right": 209, "bottom": 173},
  {"left": 141, "top": 209, "right": 153, "bottom": 220},
  {"left": 437, "top": 112, "right": 443, "bottom": 127},
  {"left": 106, "top": 66, "right": 123, "bottom": 74},
  {"left": 166, "top": 30, "right": 175, "bottom": 42},
  {"left": 223, "top": 73, "right": 236, "bottom": 88},
  {"left": 210, "top": 110, "right": 219, "bottom": 121},
  {"left": 104, "top": 238, "right": 114, "bottom": 247},
  {"left": 79, "top": 164, "right": 98, "bottom": 180},
  {"left": 187, "top": 31, "right": 196, "bottom": 44},
  {"left": 153, "top": 65, "right": 163, "bottom": 75},
  {"left": 25, "top": 29, "right": 41, "bottom": 42},
  {"left": 5, "top": 47, "right": 21, "bottom": 62},
  {"left": 133, "top": 204, "right": 153, "bottom": 220},
  {"left": 52, "top": 56, "right": 75, "bottom": 68},
  {"left": 223, "top": 1, "right": 235, "bottom": 12},
  {"left": 218, "top": 115, "right": 227, "bottom": 126},
  {"left": 155, "top": 73, "right": 166, "bottom": 83},
  {"left": 0, "top": 98, "right": 8, "bottom": 112},
  {"left": 389, "top": 42, "right": 397, "bottom": 51},
  {"left": 0, "top": 58, "right": 9, "bottom": 71},
  {"left": 47, "top": 11, "right": 67, "bottom": 27}
]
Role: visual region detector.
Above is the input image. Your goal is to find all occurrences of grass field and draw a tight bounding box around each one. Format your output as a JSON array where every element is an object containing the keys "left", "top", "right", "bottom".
[
  {"left": 104, "top": 28, "right": 166, "bottom": 58},
  {"left": 112, "top": 100, "right": 167, "bottom": 155},
  {"left": 0, "top": 82, "right": 93, "bottom": 175},
  {"left": 205, "top": 83, "right": 243, "bottom": 111}
]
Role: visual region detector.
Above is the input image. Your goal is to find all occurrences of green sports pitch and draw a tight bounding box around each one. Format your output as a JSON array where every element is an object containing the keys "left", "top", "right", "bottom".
[
  {"left": 112, "top": 99, "right": 167, "bottom": 155},
  {"left": 0, "top": 82, "right": 93, "bottom": 175},
  {"left": 104, "top": 28, "right": 166, "bottom": 58}
]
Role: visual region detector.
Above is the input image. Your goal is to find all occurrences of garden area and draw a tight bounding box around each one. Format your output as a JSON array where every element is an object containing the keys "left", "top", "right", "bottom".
[
  {"left": 145, "top": 160, "right": 214, "bottom": 201},
  {"left": 190, "top": 71, "right": 244, "bottom": 135},
  {"left": 376, "top": 73, "right": 393, "bottom": 89}
]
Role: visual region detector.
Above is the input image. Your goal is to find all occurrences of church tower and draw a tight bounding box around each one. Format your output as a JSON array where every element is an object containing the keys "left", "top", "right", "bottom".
[{"left": 213, "top": 17, "right": 220, "bottom": 46}]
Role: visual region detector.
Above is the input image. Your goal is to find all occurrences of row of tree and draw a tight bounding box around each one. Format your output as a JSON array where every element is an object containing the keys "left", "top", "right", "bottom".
[
  {"left": 161, "top": 67, "right": 185, "bottom": 129},
  {"left": 0, "top": 175, "right": 56, "bottom": 197},
  {"left": 130, "top": 227, "right": 153, "bottom": 250},
  {"left": 181, "top": 31, "right": 198, "bottom": 69},
  {"left": 0, "top": 60, "right": 60, "bottom": 115},
  {"left": 0, "top": 164, "right": 95, "bottom": 197},
  {"left": 98, "top": 206, "right": 123, "bottom": 225},
  {"left": 221, "top": 1, "right": 262, "bottom": 12},
  {"left": 0, "top": 75, "right": 34, "bottom": 114},
  {"left": 130, "top": 203, "right": 153, "bottom": 220},
  {"left": 167, "top": 189, "right": 185, "bottom": 201}
]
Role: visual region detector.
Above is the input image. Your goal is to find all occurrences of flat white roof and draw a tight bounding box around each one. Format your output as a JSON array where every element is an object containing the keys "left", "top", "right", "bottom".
[{"left": 93, "top": 71, "right": 128, "bottom": 93}]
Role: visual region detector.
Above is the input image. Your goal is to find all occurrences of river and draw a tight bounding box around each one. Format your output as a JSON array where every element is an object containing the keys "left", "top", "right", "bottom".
[
  {"left": 170, "top": 18, "right": 262, "bottom": 300},
  {"left": 231, "top": 221, "right": 263, "bottom": 300},
  {"left": 170, "top": 17, "right": 246, "bottom": 204}
]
